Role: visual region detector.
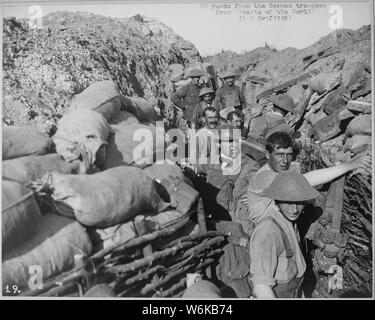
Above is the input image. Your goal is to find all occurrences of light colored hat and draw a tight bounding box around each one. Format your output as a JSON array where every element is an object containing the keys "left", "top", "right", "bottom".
[
  {"left": 186, "top": 69, "right": 206, "bottom": 78},
  {"left": 269, "top": 94, "right": 296, "bottom": 113},
  {"left": 199, "top": 87, "right": 215, "bottom": 98},
  {"left": 220, "top": 69, "right": 238, "bottom": 79},
  {"left": 257, "top": 171, "right": 320, "bottom": 202}
]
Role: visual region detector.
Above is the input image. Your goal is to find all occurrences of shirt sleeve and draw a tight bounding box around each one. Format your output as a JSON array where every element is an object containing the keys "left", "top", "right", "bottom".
[
  {"left": 233, "top": 158, "right": 260, "bottom": 203},
  {"left": 213, "top": 88, "right": 224, "bottom": 111},
  {"left": 171, "top": 85, "right": 188, "bottom": 108},
  {"left": 250, "top": 221, "right": 283, "bottom": 287},
  {"left": 191, "top": 104, "right": 201, "bottom": 125},
  {"left": 239, "top": 85, "right": 246, "bottom": 106}
]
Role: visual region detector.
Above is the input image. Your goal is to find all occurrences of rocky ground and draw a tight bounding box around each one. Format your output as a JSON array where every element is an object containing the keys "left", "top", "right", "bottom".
[
  {"left": 204, "top": 24, "right": 372, "bottom": 298},
  {"left": 3, "top": 12, "right": 201, "bottom": 135},
  {"left": 205, "top": 25, "right": 371, "bottom": 107}
]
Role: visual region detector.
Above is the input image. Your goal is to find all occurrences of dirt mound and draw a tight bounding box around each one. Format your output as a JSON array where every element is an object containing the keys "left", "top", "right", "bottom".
[
  {"left": 204, "top": 26, "right": 371, "bottom": 106},
  {"left": 2, "top": 12, "right": 202, "bottom": 135}
]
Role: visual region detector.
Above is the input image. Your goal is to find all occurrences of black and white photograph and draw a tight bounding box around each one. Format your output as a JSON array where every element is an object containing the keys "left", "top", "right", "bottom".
[{"left": 1, "top": 0, "right": 373, "bottom": 302}]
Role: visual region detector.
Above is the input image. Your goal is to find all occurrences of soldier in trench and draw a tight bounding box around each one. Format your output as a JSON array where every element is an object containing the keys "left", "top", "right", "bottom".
[
  {"left": 170, "top": 69, "right": 207, "bottom": 127},
  {"left": 191, "top": 87, "right": 219, "bottom": 130},
  {"left": 215, "top": 70, "right": 246, "bottom": 116},
  {"left": 235, "top": 131, "right": 371, "bottom": 298}
]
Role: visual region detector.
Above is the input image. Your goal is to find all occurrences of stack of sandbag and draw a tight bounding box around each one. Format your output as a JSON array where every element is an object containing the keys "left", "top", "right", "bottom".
[
  {"left": 2, "top": 154, "right": 82, "bottom": 184},
  {"left": 2, "top": 179, "right": 43, "bottom": 254},
  {"left": 109, "top": 110, "right": 140, "bottom": 126},
  {"left": 343, "top": 115, "right": 372, "bottom": 155},
  {"left": 104, "top": 123, "right": 166, "bottom": 169},
  {"left": 52, "top": 109, "right": 113, "bottom": 172},
  {"left": 90, "top": 208, "right": 199, "bottom": 251},
  {"left": 2, "top": 213, "right": 92, "bottom": 290},
  {"left": 38, "top": 166, "right": 170, "bottom": 228},
  {"left": 2, "top": 126, "right": 53, "bottom": 160},
  {"left": 143, "top": 161, "right": 187, "bottom": 184},
  {"left": 120, "top": 95, "right": 159, "bottom": 124},
  {"left": 169, "top": 63, "right": 184, "bottom": 82},
  {"left": 69, "top": 80, "right": 122, "bottom": 123}
]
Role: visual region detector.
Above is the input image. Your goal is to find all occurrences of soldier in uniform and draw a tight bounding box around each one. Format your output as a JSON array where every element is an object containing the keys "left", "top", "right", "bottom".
[
  {"left": 171, "top": 69, "right": 206, "bottom": 126},
  {"left": 242, "top": 94, "right": 296, "bottom": 143},
  {"left": 215, "top": 70, "right": 246, "bottom": 115},
  {"left": 191, "top": 87, "right": 218, "bottom": 130}
]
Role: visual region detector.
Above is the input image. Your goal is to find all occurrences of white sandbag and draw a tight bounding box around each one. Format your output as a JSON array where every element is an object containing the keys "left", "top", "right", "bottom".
[
  {"left": 45, "top": 166, "right": 169, "bottom": 228},
  {"left": 70, "top": 80, "right": 121, "bottom": 122},
  {"left": 53, "top": 109, "right": 113, "bottom": 170},
  {"left": 2, "top": 126, "right": 52, "bottom": 160},
  {"left": 2, "top": 154, "right": 81, "bottom": 184},
  {"left": 120, "top": 95, "right": 158, "bottom": 123},
  {"left": 345, "top": 115, "right": 372, "bottom": 137},
  {"left": 343, "top": 134, "right": 372, "bottom": 155},
  {"left": 104, "top": 123, "right": 165, "bottom": 169},
  {"left": 2, "top": 213, "right": 92, "bottom": 290},
  {"left": 2, "top": 179, "right": 42, "bottom": 254},
  {"left": 109, "top": 111, "right": 140, "bottom": 126}
]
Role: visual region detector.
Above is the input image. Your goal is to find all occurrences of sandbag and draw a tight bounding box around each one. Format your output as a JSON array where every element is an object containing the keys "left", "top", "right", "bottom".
[
  {"left": 109, "top": 111, "right": 140, "bottom": 126},
  {"left": 183, "top": 280, "right": 222, "bottom": 298},
  {"left": 2, "top": 154, "right": 81, "bottom": 184},
  {"left": 174, "top": 78, "right": 192, "bottom": 91},
  {"left": 313, "top": 114, "right": 341, "bottom": 142},
  {"left": 2, "top": 179, "right": 42, "bottom": 254},
  {"left": 90, "top": 220, "right": 136, "bottom": 251},
  {"left": 2, "top": 126, "right": 52, "bottom": 160},
  {"left": 343, "top": 135, "right": 372, "bottom": 155},
  {"left": 70, "top": 80, "right": 121, "bottom": 122},
  {"left": 104, "top": 123, "right": 165, "bottom": 169},
  {"left": 84, "top": 284, "right": 116, "bottom": 297},
  {"left": 310, "top": 72, "right": 341, "bottom": 94},
  {"left": 44, "top": 166, "right": 169, "bottom": 228},
  {"left": 169, "top": 63, "right": 184, "bottom": 82},
  {"left": 2, "top": 213, "right": 92, "bottom": 290},
  {"left": 345, "top": 115, "right": 372, "bottom": 137},
  {"left": 287, "top": 84, "right": 305, "bottom": 105},
  {"left": 159, "top": 176, "right": 199, "bottom": 215},
  {"left": 120, "top": 95, "right": 158, "bottom": 123},
  {"left": 53, "top": 109, "right": 112, "bottom": 169},
  {"left": 143, "top": 162, "right": 186, "bottom": 183},
  {"left": 91, "top": 208, "right": 197, "bottom": 251}
]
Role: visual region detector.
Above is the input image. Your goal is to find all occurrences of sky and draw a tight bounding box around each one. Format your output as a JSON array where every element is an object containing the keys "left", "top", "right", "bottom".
[{"left": 2, "top": 1, "right": 372, "bottom": 56}]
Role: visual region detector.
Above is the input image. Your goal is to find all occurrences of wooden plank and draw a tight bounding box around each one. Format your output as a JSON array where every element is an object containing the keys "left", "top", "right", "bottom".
[
  {"left": 303, "top": 47, "right": 340, "bottom": 70},
  {"left": 256, "top": 70, "right": 318, "bottom": 101}
]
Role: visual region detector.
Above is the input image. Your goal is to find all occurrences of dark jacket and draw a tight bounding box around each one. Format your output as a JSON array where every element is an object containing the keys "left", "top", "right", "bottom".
[
  {"left": 171, "top": 82, "right": 201, "bottom": 121},
  {"left": 214, "top": 84, "right": 246, "bottom": 111},
  {"left": 197, "top": 154, "right": 259, "bottom": 221}
]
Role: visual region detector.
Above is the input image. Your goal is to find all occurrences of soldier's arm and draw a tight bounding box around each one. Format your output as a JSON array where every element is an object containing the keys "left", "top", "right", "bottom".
[
  {"left": 170, "top": 86, "right": 188, "bottom": 109},
  {"left": 213, "top": 88, "right": 225, "bottom": 111},
  {"left": 303, "top": 153, "right": 371, "bottom": 187},
  {"left": 238, "top": 85, "right": 246, "bottom": 107}
]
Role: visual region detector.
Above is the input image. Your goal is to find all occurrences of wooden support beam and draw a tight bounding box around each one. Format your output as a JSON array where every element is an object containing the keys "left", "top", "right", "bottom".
[{"left": 256, "top": 70, "right": 318, "bottom": 101}]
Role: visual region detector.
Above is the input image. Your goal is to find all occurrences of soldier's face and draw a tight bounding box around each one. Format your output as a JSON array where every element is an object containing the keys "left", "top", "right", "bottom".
[
  {"left": 221, "top": 139, "right": 241, "bottom": 159},
  {"left": 203, "top": 93, "right": 213, "bottom": 104},
  {"left": 229, "top": 115, "right": 242, "bottom": 129},
  {"left": 191, "top": 77, "right": 199, "bottom": 85},
  {"left": 277, "top": 201, "right": 305, "bottom": 222},
  {"left": 225, "top": 77, "right": 235, "bottom": 86},
  {"left": 204, "top": 111, "right": 218, "bottom": 129},
  {"left": 267, "top": 146, "right": 293, "bottom": 172}
]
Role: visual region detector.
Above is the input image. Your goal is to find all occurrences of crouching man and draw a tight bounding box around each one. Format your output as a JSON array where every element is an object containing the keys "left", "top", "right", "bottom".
[{"left": 249, "top": 170, "right": 320, "bottom": 298}]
